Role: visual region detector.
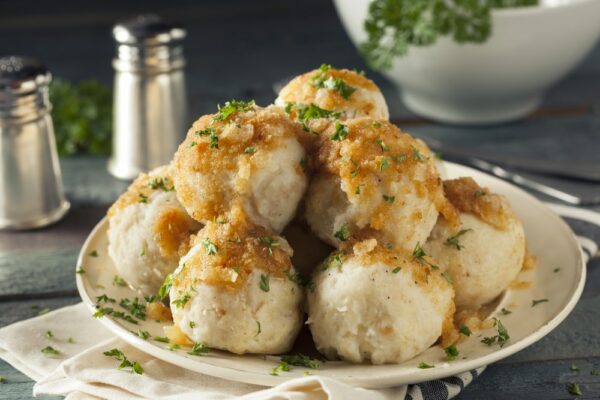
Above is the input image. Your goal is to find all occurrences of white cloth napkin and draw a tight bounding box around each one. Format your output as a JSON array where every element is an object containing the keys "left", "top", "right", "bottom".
[{"left": 0, "top": 303, "right": 408, "bottom": 400}]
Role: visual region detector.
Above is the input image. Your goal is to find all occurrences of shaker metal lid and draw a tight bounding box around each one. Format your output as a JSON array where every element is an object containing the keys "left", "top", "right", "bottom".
[
  {"left": 113, "top": 14, "right": 186, "bottom": 46},
  {"left": 0, "top": 55, "right": 51, "bottom": 95}
]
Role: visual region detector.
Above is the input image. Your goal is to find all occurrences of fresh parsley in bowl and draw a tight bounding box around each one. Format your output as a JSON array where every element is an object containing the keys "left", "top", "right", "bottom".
[{"left": 334, "top": 0, "right": 600, "bottom": 124}]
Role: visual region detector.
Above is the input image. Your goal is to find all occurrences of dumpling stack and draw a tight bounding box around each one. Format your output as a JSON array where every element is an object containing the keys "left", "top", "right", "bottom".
[{"left": 106, "top": 65, "right": 527, "bottom": 363}]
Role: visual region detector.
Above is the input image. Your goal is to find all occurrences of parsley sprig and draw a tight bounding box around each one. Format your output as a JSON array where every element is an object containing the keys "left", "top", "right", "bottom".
[
  {"left": 360, "top": 0, "right": 538, "bottom": 71},
  {"left": 103, "top": 348, "right": 144, "bottom": 374}
]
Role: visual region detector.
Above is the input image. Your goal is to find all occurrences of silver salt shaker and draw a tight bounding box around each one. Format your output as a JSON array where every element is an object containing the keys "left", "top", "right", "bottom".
[
  {"left": 0, "top": 56, "right": 70, "bottom": 229},
  {"left": 108, "top": 14, "right": 188, "bottom": 180}
]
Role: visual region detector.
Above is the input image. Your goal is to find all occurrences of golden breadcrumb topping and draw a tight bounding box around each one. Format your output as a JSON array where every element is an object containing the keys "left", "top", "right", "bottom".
[
  {"left": 154, "top": 208, "right": 194, "bottom": 259},
  {"left": 443, "top": 177, "right": 515, "bottom": 230},
  {"left": 172, "top": 207, "right": 293, "bottom": 291},
  {"left": 171, "top": 104, "right": 304, "bottom": 223},
  {"left": 314, "top": 118, "right": 458, "bottom": 231}
]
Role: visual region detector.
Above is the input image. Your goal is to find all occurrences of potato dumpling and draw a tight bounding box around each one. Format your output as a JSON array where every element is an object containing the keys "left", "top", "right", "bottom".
[
  {"left": 171, "top": 102, "right": 308, "bottom": 233},
  {"left": 425, "top": 178, "right": 526, "bottom": 309},
  {"left": 167, "top": 208, "right": 304, "bottom": 354},
  {"left": 107, "top": 166, "right": 201, "bottom": 296},
  {"left": 304, "top": 118, "right": 457, "bottom": 252},
  {"left": 307, "top": 239, "right": 455, "bottom": 364},
  {"left": 276, "top": 65, "right": 389, "bottom": 121}
]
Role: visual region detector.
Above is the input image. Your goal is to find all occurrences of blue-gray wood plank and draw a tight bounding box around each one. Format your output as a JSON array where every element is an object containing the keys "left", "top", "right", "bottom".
[{"left": 1, "top": 1, "right": 599, "bottom": 399}]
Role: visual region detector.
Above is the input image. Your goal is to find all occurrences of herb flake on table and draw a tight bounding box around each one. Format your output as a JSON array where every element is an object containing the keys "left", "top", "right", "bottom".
[
  {"left": 103, "top": 348, "right": 144, "bottom": 375},
  {"left": 38, "top": 308, "right": 50, "bottom": 316},
  {"left": 570, "top": 363, "right": 580, "bottom": 372},
  {"left": 532, "top": 298, "right": 549, "bottom": 307},
  {"left": 41, "top": 346, "right": 61, "bottom": 358},
  {"left": 591, "top": 368, "right": 599, "bottom": 376},
  {"left": 567, "top": 382, "right": 582, "bottom": 396},
  {"left": 45, "top": 330, "right": 54, "bottom": 339}
]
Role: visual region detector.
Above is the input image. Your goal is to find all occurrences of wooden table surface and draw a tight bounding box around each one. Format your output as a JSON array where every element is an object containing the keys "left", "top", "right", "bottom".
[{"left": 1, "top": 1, "right": 599, "bottom": 399}]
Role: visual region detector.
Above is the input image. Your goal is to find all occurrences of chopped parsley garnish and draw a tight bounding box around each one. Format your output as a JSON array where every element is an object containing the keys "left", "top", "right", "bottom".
[
  {"left": 147, "top": 177, "right": 174, "bottom": 192},
  {"left": 76, "top": 266, "right": 85, "bottom": 274},
  {"left": 554, "top": 268, "right": 560, "bottom": 273},
  {"left": 567, "top": 382, "right": 582, "bottom": 396},
  {"left": 418, "top": 362, "right": 434, "bottom": 369},
  {"left": 138, "top": 193, "right": 148, "bottom": 203},
  {"left": 45, "top": 330, "right": 54, "bottom": 339},
  {"left": 290, "top": 102, "right": 341, "bottom": 133},
  {"left": 412, "top": 146, "right": 426, "bottom": 161},
  {"left": 330, "top": 121, "right": 349, "bottom": 141},
  {"left": 189, "top": 141, "right": 197, "bottom": 148},
  {"left": 376, "top": 138, "right": 388, "bottom": 152},
  {"left": 281, "top": 354, "right": 320, "bottom": 369},
  {"left": 258, "top": 237, "right": 280, "bottom": 255},
  {"left": 392, "top": 267, "right": 401, "bottom": 274},
  {"left": 136, "top": 330, "right": 151, "bottom": 340},
  {"left": 334, "top": 225, "right": 350, "bottom": 242},
  {"left": 173, "top": 291, "right": 192, "bottom": 308},
  {"left": 244, "top": 146, "right": 257, "bottom": 154},
  {"left": 158, "top": 274, "right": 174, "bottom": 299},
  {"left": 474, "top": 190, "right": 487, "bottom": 197},
  {"left": 481, "top": 318, "right": 510, "bottom": 347},
  {"left": 188, "top": 342, "right": 209, "bottom": 356},
  {"left": 259, "top": 274, "right": 270, "bottom": 292},
  {"left": 213, "top": 99, "right": 255, "bottom": 122},
  {"left": 271, "top": 361, "right": 290, "bottom": 376},
  {"left": 0, "top": 375, "right": 4, "bottom": 383},
  {"left": 532, "top": 299, "right": 549, "bottom": 307},
  {"left": 255, "top": 320, "right": 262, "bottom": 336},
  {"left": 311, "top": 65, "right": 356, "bottom": 100},
  {"left": 113, "top": 275, "right": 127, "bottom": 287},
  {"left": 444, "top": 344, "right": 459, "bottom": 361},
  {"left": 120, "top": 297, "right": 146, "bottom": 320},
  {"left": 41, "top": 346, "right": 61, "bottom": 357},
  {"left": 444, "top": 229, "right": 472, "bottom": 250},
  {"left": 321, "top": 253, "right": 344, "bottom": 272},
  {"left": 459, "top": 324, "right": 472, "bottom": 336},
  {"left": 384, "top": 242, "right": 394, "bottom": 249},
  {"left": 501, "top": 308, "right": 512, "bottom": 315},
  {"left": 378, "top": 157, "right": 390, "bottom": 172},
  {"left": 96, "top": 294, "right": 116, "bottom": 303},
  {"left": 38, "top": 308, "right": 50, "bottom": 315},
  {"left": 196, "top": 128, "right": 219, "bottom": 149},
  {"left": 68, "top": 337, "right": 74, "bottom": 344},
  {"left": 412, "top": 242, "right": 439, "bottom": 270},
  {"left": 189, "top": 321, "right": 196, "bottom": 329},
  {"left": 382, "top": 194, "right": 395, "bottom": 203},
  {"left": 168, "top": 343, "right": 180, "bottom": 351},
  {"left": 441, "top": 271, "right": 453, "bottom": 284},
  {"left": 202, "top": 238, "right": 218, "bottom": 255},
  {"left": 350, "top": 158, "right": 360, "bottom": 177},
  {"left": 285, "top": 270, "right": 315, "bottom": 291},
  {"left": 89, "top": 250, "right": 98, "bottom": 257},
  {"left": 153, "top": 336, "right": 169, "bottom": 343},
  {"left": 139, "top": 246, "right": 146, "bottom": 257},
  {"left": 103, "top": 348, "right": 144, "bottom": 374},
  {"left": 93, "top": 306, "right": 138, "bottom": 325},
  {"left": 591, "top": 368, "right": 599, "bottom": 376}
]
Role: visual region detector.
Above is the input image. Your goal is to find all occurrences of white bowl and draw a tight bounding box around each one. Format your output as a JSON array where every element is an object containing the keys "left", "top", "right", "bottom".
[{"left": 333, "top": 0, "right": 600, "bottom": 124}]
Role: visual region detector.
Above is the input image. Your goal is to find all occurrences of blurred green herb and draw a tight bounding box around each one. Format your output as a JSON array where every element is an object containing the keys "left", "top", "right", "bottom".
[
  {"left": 360, "top": 0, "right": 538, "bottom": 71},
  {"left": 49, "top": 78, "right": 112, "bottom": 156}
]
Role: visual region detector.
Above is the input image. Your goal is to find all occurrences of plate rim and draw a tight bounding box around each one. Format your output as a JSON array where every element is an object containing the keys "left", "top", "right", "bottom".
[{"left": 75, "top": 161, "right": 586, "bottom": 388}]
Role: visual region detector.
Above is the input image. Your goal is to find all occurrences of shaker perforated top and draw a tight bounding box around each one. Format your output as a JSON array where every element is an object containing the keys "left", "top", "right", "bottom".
[
  {"left": 113, "top": 14, "right": 186, "bottom": 46},
  {"left": 0, "top": 56, "right": 50, "bottom": 96}
]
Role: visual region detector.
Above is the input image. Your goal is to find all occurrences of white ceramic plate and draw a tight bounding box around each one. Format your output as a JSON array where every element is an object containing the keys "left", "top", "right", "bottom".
[{"left": 76, "top": 162, "right": 585, "bottom": 389}]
